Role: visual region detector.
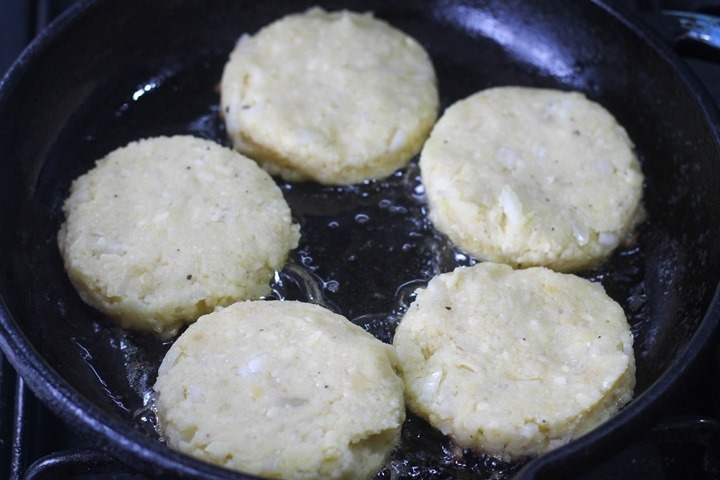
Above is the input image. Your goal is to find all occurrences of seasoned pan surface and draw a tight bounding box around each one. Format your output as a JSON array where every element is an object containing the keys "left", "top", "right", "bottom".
[{"left": 1, "top": 0, "right": 720, "bottom": 478}]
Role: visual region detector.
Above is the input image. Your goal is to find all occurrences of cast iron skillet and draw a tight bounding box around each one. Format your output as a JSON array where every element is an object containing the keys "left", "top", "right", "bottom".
[{"left": 1, "top": 0, "right": 719, "bottom": 478}]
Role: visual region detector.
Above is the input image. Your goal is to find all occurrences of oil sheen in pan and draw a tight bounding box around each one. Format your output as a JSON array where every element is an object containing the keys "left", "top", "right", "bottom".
[{"left": 55, "top": 58, "right": 650, "bottom": 479}]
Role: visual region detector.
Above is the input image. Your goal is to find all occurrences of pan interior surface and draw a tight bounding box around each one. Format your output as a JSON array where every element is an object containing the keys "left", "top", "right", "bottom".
[{"left": 1, "top": 0, "right": 719, "bottom": 478}]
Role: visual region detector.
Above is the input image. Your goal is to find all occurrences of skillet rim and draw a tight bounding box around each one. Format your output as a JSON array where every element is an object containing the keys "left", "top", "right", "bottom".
[{"left": 0, "top": 0, "right": 719, "bottom": 478}]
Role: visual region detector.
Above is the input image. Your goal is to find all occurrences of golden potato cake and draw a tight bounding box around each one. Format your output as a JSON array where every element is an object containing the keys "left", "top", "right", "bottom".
[
  {"left": 393, "top": 262, "right": 635, "bottom": 460},
  {"left": 221, "top": 7, "right": 438, "bottom": 185},
  {"left": 58, "top": 136, "right": 300, "bottom": 337},
  {"left": 154, "top": 300, "right": 405, "bottom": 479},
  {"left": 420, "top": 87, "right": 644, "bottom": 272}
]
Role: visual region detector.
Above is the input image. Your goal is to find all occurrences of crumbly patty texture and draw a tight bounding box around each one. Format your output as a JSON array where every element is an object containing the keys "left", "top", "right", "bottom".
[
  {"left": 220, "top": 7, "right": 438, "bottom": 185},
  {"left": 393, "top": 262, "right": 635, "bottom": 460},
  {"left": 420, "top": 87, "right": 644, "bottom": 272},
  {"left": 154, "top": 300, "right": 405, "bottom": 479},
  {"left": 58, "top": 136, "right": 300, "bottom": 338}
]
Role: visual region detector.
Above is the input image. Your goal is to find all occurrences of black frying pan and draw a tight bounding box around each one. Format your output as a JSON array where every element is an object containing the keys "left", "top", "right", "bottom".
[{"left": 1, "top": 0, "right": 719, "bottom": 479}]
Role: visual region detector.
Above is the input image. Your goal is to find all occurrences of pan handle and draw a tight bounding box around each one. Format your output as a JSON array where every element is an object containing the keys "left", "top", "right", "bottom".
[
  {"left": 23, "top": 449, "right": 137, "bottom": 480},
  {"left": 662, "top": 11, "right": 720, "bottom": 49}
]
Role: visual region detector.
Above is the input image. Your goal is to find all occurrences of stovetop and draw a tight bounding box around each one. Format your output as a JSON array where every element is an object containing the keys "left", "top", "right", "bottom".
[{"left": 1, "top": 1, "right": 719, "bottom": 479}]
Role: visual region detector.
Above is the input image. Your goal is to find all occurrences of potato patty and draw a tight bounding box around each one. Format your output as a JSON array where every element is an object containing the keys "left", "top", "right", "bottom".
[
  {"left": 58, "top": 136, "right": 300, "bottom": 338},
  {"left": 393, "top": 262, "right": 635, "bottom": 460},
  {"left": 420, "top": 87, "right": 644, "bottom": 272},
  {"left": 221, "top": 7, "right": 438, "bottom": 185},
  {"left": 154, "top": 300, "right": 405, "bottom": 479}
]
